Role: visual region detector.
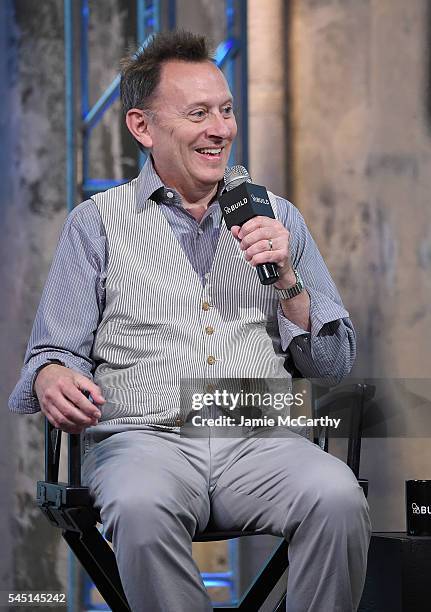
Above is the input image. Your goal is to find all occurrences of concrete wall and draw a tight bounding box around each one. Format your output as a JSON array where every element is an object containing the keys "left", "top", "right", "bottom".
[
  {"left": 0, "top": 0, "right": 130, "bottom": 605},
  {"left": 0, "top": 0, "right": 69, "bottom": 598},
  {"left": 248, "top": 0, "right": 288, "bottom": 196},
  {"left": 0, "top": 0, "right": 17, "bottom": 596},
  {"left": 289, "top": 0, "right": 431, "bottom": 529},
  {"left": 290, "top": 0, "right": 431, "bottom": 378}
]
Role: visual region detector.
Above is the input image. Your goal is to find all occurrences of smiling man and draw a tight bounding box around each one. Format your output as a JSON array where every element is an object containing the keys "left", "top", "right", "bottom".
[
  {"left": 9, "top": 31, "right": 371, "bottom": 612},
  {"left": 125, "top": 59, "right": 237, "bottom": 221}
]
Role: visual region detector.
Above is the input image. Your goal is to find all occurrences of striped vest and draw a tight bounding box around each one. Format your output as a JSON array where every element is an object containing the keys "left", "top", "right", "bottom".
[{"left": 90, "top": 176, "right": 291, "bottom": 429}]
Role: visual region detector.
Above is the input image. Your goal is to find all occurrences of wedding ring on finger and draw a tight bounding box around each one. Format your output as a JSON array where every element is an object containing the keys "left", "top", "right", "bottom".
[{"left": 268, "top": 239, "right": 273, "bottom": 251}]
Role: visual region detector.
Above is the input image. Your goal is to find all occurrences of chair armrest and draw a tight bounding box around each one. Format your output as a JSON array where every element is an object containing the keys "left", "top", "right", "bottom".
[
  {"left": 38, "top": 417, "right": 96, "bottom": 532},
  {"left": 312, "top": 382, "right": 376, "bottom": 477},
  {"left": 43, "top": 417, "right": 82, "bottom": 486},
  {"left": 44, "top": 418, "right": 62, "bottom": 484},
  {"left": 314, "top": 383, "right": 367, "bottom": 415}
]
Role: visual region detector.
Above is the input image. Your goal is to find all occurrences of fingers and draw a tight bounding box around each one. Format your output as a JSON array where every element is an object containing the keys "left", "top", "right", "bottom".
[
  {"left": 238, "top": 223, "right": 272, "bottom": 245},
  {"left": 35, "top": 365, "right": 105, "bottom": 407},
  {"left": 44, "top": 375, "right": 104, "bottom": 418},
  {"left": 247, "top": 249, "right": 281, "bottom": 267},
  {"left": 233, "top": 217, "right": 290, "bottom": 269},
  {"left": 237, "top": 217, "right": 284, "bottom": 240},
  {"left": 56, "top": 393, "right": 99, "bottom": 428},
  {"left": 239, "top": 229, "right": 273, "bottom": 252},
  {"left": 36, "top": 366, "right": 105, "bottom": 433},
  {"left": 241, "top": 236, "right": 280, "bottom": 258},
  {"left": 63, "top": 383, "right": 102, "bottom": 420},
  {"left": 244, "top": 242, "right": 276, "bottom": 264},
  {"left": 41, "top": 402, "right": 94, "bottom": 434},
  {"left": 230, "top": 225, "right": 241, "bottom": 240},
  {"left": 74, "top": 375, "right": 106, "bottom": 406},
  {"left": 240, "top": 234, "right": 289, "bottom": 267},
  {"left": 238, "top": 224, "right": 287, "bottom": 249}
]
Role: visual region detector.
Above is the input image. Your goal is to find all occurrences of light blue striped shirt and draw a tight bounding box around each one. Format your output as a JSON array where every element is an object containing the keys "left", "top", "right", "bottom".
[{"left": 9, "top": 160, "right": 355, "bottom": 413}]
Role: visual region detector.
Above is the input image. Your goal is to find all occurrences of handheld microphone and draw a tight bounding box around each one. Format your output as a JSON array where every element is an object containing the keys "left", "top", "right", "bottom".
[{"left": 219, "top": 165, "right": 279, "bottom": 285}]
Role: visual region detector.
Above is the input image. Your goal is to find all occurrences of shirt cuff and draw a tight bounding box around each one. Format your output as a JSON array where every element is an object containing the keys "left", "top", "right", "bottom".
[
  {"left": 277, "top": 286, "right": 350, "bottom": 352},
  {"left": 8, "top": 351, "right": 94, "bottom": 414}
]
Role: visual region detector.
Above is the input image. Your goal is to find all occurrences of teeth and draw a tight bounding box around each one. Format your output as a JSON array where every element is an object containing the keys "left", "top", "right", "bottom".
[{"left": 197, "top": 148, "right": 222, "bottom": 155}]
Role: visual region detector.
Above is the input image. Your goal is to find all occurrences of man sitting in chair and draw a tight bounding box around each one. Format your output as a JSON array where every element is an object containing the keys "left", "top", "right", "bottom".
[{"left": 9, "top": 30, "right": 371, "bottom": 612}]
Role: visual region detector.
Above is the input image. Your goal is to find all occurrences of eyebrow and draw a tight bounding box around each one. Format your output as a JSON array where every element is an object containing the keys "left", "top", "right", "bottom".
[{"left": 184, "top": 97, "right": 234, "bottom": 111}]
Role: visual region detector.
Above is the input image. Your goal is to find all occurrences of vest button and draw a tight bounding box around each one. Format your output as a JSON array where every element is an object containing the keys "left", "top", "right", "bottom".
[
  {"left": 205, "top": 326, "right": 214, "bottom": 335},
  {"left": 207, "top": 355, "right": 216, "bottom": 365},
  {"left": 202, "top": 301, "right": 211, "bottom": 311},
  {"left": 175, "top": 418, "right": 183, "bottom": 426}
]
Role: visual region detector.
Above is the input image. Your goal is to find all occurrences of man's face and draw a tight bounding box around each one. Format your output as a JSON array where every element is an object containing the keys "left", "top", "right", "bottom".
[{"left": 146, "top": 60, "right": 237, "bottom": 195}]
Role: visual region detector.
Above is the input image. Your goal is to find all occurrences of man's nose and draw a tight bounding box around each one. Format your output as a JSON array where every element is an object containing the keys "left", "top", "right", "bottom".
[{"left": 207, "top": 112, "right": 232, "bottom": 140}]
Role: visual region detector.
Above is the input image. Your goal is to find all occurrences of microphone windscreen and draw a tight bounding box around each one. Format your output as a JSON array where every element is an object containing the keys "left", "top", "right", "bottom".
[{"left": 223, "top": 165, "right": 252, "bottom": 192}]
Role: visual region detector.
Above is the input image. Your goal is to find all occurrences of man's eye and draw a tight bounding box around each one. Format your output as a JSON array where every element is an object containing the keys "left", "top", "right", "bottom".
[
  {"left": 189, "top": 110, "right": 207, "bottom": 120},
  {"left": 222, "top": 105, "right": 234, "bottom": 116}
]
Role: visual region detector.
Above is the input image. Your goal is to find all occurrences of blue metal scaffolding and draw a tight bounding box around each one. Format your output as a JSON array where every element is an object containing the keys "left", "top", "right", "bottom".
[
  {"left": 65, "top": 0, "right": 248, "bottom": 211},
  {"left": 64, "top": 1, "right": 248, "bottom": 608}
]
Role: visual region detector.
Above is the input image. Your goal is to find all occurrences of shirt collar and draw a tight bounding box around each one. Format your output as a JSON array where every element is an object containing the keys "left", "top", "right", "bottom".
[
  {"left": 136, "top": 156, "right": 166, "bottom": 210},
  {"left": 136, "top": 155, "right": 226, "bottom": 210}
]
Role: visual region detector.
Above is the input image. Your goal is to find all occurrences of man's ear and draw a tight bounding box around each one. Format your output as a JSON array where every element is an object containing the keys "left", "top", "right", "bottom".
[{"left": 125, "top": 109, "right": 153, "bottom": 149}]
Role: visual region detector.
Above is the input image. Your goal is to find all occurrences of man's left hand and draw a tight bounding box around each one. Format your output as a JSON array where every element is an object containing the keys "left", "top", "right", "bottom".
[{"left": 231, "top": 217, "right": 296, "bottom": 289}]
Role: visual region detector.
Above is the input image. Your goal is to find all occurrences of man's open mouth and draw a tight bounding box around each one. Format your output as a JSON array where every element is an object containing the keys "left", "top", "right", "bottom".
[{"left": 195, "top": 147, "right": 223, "bottom": 157}]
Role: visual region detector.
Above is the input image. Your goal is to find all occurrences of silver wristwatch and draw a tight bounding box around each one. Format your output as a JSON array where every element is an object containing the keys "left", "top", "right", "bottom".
[{"left": 274, "top": 269, "right": 304, "bottom": 300}]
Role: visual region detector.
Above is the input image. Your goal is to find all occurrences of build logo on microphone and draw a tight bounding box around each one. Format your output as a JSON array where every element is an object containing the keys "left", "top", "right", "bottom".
[{"left": 219, "top": 182, "right": 275, "bottom": 229}]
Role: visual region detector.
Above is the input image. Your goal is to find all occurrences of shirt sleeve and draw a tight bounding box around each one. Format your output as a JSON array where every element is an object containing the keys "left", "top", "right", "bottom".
[
  {"left": 275, "top": 196, "right": 356, "bottom": 382},
  {"left": 8, "top": 199, "right": 107, "bottom": 414}
]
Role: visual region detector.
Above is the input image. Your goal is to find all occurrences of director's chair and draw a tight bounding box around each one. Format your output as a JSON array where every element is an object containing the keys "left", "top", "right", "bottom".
[{"left": 36, "top": 382, "right": 374, "bottom": 611}]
